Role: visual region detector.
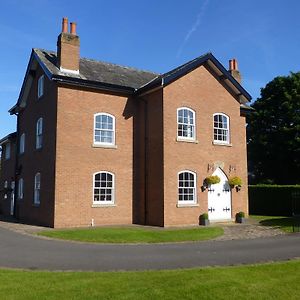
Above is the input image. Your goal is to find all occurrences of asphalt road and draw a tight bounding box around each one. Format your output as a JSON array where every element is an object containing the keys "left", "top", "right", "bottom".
[{"left": 0, "top": 227, "right": 299, "bottom": 271}]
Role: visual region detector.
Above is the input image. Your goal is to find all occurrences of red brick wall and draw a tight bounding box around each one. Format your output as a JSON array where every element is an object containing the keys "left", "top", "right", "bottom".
[
  {"left": 162, "top": 65, "right": 248, "bottom": 226},
  {"left": 142, "top": 90, "right": 164, "bottom": 226},
  {"left": 0, "top": 139, "right": 16, "bottom": 215},
  {"left": 16, "top": 65, "right": 57, "bottom": 227},
  {"left": 54, "top": 86, "right": 134, "bottom": 227}
]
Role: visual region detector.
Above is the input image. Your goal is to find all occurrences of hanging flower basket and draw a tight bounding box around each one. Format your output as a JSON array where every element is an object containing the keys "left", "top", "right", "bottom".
[
  {"left": 228, "top": 176, "right": 242, "bottom": 190},
  {"left": 204, "top": 175, "right": 221, "bottom": 186}
]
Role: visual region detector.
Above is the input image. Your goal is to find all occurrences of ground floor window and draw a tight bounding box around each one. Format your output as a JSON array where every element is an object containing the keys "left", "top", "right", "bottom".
[
  {"left": 93, "top": 172, "right": 114, "bottom": 204},
  {"left": 178, "top": 171, "right": 196, "bottom": 204},
  {"left": 18, "top": 178, "right": 24, "bottom": 199},
  {"left": 34, "top": 173, "right": 41, "bottom": 205}
]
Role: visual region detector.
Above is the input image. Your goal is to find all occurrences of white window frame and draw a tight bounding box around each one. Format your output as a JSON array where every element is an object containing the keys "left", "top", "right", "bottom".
[
  {"left": 34, "top": 173, "right": 41, "bottom": 205},
  {"left": 38, "top": 75, "right": 44, "bottom": 98},
  {"left": 5, "top": 142, "right": 11, "bottom": 160},
  {"left": 18, "top": 178, "right": 24, "bottom": 199},
  {"left": 19, "top": 133, "right": 25, "bottom": 154},
  {"left": 36, "top": 118, "right": 43, "bottom": 149},
  {"left": 93, "top": 113, "right": 115, "bottom": 146},
  {"left": 177, "top": 107, "right": 196, "bottom": 141},
  {"left": 178, "top": 170, "right": 197, "bottom": 204},
  {"left": 93, "top": 171, "right": 115, "bottom": 205},
  {"left": 213, "top": 113, "right": 230, "bottom": 144}
]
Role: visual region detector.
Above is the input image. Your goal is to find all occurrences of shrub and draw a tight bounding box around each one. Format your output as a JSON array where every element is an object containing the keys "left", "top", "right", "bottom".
[
  {"left": 236, "top": 211, "right": 245, "bottom": 218},
  {"left": 249, "top": 185, "right": 300, "bottom": 216},
  {"left": 200, "top": 213, "right": 208, "bottom": 220},
  {"left": 204, "top": 176, "right": 220, "bottom": 185}
]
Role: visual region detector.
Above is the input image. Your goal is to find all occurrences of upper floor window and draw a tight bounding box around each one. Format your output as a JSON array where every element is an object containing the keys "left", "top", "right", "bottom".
[
  {"left": 178, "top": 171, "right": 197, "bottom": 204},
  {"left": 36, "top": 118, "right": 43, "bottom": 149},
  {"left": 177, "top": 108, "right": 195, "bottom": 140},
  {"left": 18, "top": 178, "right": 24, "bottom": 199},
  {"left": 213, "top": 113, "right": 230, "bottom": 144},
  {"left": 94, "top": 113, "right": 115, "bottom": 145},
  {"left": 93, "top": 171, "right": 114, "bottom": 204},
  {"left": 38, "top": 75, "right": 44, "bottom": 98},
  {"left": 4, "top": 142, "right": 11, "bottom": 160},
  {"left": 19, "top": 133, "right": 25, "bottom": 154},
  {"left": 34, "top": 173, "right": 41, "bottom": 205}
]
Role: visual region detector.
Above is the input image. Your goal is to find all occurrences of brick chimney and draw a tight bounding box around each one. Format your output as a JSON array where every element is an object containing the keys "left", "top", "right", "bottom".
[
  {"left": 57, "top": 17, "right": 80, "bottom": 74},
  {"left": 228, "top": 58, "right": 241, "bottom": 83}
]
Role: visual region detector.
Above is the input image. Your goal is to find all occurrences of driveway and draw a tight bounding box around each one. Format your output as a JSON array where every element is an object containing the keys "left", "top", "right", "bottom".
[{"left": 0, "top": 226, "right": 299, "bottom": 271}]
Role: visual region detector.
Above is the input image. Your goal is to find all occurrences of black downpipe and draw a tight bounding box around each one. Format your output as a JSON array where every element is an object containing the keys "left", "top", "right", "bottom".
[
  {"left": 13, "top": 112, "right": 19, "bottom": 218},
  {"left": 144, "top": 99, "right": 148, "bottom": 225}
]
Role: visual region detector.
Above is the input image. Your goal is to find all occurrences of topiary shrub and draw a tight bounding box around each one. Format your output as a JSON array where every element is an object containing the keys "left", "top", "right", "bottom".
[
  {"left": 199, "top": 213, "right": 210, "bottom": 226},
  {"left": 236, "top": 211, "right": 246, "bottom": 223}
]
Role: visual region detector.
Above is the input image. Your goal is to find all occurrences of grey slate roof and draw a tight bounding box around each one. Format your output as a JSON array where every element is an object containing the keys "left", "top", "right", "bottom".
[{"left": 34, "top": 49, "right": 158, "bottom": 90}]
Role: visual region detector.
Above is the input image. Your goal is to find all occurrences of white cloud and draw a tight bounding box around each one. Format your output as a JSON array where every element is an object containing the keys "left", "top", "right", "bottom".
[{"left": 177, "top": 0, "right": 210, "bottom": 58}]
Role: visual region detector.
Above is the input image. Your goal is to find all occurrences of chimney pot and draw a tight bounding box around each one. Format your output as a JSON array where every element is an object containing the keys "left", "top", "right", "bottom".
[
  {"left": 228, "top": 58, "right": 241, "bottom": 83},
  {"left": 62, "top": 17, "right": 68, "bottom": 33},
  {"left": 70, "top": 22, "right": 77, "bottom": 35},
  {"left": 229, "top": 58, "right": 238, "bottom": 71}
]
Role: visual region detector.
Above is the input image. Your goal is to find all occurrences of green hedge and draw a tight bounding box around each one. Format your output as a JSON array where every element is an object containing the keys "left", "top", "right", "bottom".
[{"left": 248, "top": 185, "right": 300, "bottom": 216}]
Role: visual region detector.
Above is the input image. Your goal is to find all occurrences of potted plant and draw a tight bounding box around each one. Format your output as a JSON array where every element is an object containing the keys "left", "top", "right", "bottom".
[
  {"left": 228, "top": 176, "right": 242, "bottom": 191},
  {"left": 199, "top": 213, "right": 210, "bottom": 226},
  {"left": 235, "top": 211, "right": 246, "bottom": 223}
]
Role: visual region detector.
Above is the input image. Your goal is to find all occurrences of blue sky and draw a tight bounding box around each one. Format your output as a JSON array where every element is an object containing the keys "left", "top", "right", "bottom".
[{"left": 1, "top": 0, "right": 300, "bottom": 138}]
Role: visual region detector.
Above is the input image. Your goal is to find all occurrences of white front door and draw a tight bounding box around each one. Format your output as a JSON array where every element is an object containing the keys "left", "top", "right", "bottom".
[
  {"left": 207, "top": 168, "right": 231, "bottom": 221},
  {"left": 10, "top": 181, "right": 15, "bottom": 216}
]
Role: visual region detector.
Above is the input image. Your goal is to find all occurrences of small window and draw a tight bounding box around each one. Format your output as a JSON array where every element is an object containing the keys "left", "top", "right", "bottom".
[
  {"left": 213, "top": 113, "right": 230, "bottom": 144},
  {"left": 94, "top": 113, "right": 115, "bottom": 145},
  {"left": 18, "top": 178, "right": 24, "bottom": 199},
  {"left": 36, "top": 118, "right": 43, "bottom": 149},
  {"left": 38, "top": 75, "right": 44, "bottom": 98},
  {"left": 34, "top": 173, "right": 41, "bottom": 205},
  {"left": 4, "top": 142, "right": 11, "bottom": 160},
  {"left": 178, "top": 171, "right": 197, "bottom": 204},
  {"left": 3, "top": 181, "right": 8, "bottom": 199},
  {"left": 19, "top": 133, "right": 25, "bottom": 154},
  {"left": 177, "top": 108, "right": 196, "bottom": 140},
  {"left": 93, "top": 172, "right": 114, "bottom": 204}
]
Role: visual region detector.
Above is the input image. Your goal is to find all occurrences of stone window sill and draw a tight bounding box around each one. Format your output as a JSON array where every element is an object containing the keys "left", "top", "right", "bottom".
[
  {"left": 92, "top": 144, "right": 117, "bottom": 149},
  {"left": 92, "top": 203, "right": 116, "bottom": 208},
  {"left": 176, "top": 203, "right": 199, "bottom": 208},
  {"left": 176, "top": 138, "right": 199, "bottom": 144},
  {"left": 212, "top": 141, "right": 232, "bottom": 147}
]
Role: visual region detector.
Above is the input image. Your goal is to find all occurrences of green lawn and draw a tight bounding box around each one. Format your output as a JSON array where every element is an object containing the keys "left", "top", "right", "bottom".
[
  {"left": 38, "top": 226, "right": 223, "bottom": 243},
  {"left": 250, "top": 215, "right": 295, "bottom": 232},
  {"left": 0, "top": 260, "right": 299, "bottom": 299}
]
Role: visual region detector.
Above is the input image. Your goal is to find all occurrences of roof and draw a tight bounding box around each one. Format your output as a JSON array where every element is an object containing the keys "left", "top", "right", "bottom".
[
  {"left": 35, "top": 48, "right": 158, "bottom": 91},
  {"left": 10, "top": 49, "right": 251, "bottom": 114},
  {"left": 137, "top": 52, "right": 252, "bottom": 103},
  {"left": 0, "top": 132, "right": 17, "bottom": 146}
]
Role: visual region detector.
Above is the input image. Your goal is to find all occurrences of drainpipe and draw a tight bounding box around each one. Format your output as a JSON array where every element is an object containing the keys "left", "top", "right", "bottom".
[
  {"left": 140, "top": 98, "right": 148, "bottom": 225},
  {"left": 12, "top": 111, "right": 19, "bottom": 218}
]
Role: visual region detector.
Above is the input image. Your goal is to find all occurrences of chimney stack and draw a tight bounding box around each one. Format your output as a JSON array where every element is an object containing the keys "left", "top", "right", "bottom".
[
  {"left": 57, "top": 17, "right": 80, "bottom": 74},
  {"left": 228, "top": 58, "right": 241, "bottom": 83}
]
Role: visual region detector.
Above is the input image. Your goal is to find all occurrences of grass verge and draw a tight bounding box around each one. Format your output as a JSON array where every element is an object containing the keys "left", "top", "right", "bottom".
[
  {"left": 250, "top": 215, "right": 295, "bottom": 232},
  {"left": 37, "top": 226, "right": 223, "bottom": 243},
  {"left": 0, "top": 260, "right": 299, "bottom": 299}
]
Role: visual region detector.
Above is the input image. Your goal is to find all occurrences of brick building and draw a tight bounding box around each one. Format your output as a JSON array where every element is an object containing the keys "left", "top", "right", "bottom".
[{"left": 0, "top": 18, "right": 252, "bottom": 228}]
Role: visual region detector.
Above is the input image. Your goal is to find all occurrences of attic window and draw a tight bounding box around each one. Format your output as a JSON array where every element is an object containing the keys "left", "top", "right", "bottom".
[{"left": 38, "top": 75, "right": 44, "bottom": 98}]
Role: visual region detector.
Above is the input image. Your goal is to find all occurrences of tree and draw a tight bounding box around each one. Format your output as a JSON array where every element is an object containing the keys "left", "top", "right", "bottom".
[{"left": 247, "top": 72, "right": 300, "bottom": 184}]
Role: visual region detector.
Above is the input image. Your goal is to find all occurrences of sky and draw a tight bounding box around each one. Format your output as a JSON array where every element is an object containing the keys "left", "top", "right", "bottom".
[{"left": 1, "top": 0, "right": 300, "bottom": 138}]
